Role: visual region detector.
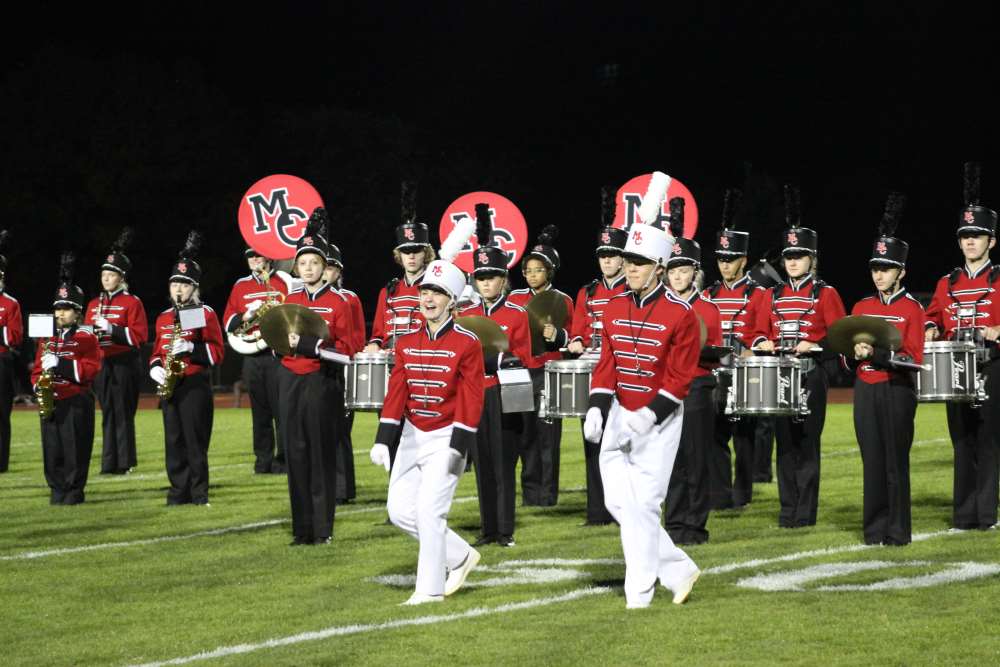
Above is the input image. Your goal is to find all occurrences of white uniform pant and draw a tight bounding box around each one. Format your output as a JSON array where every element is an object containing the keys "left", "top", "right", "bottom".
[
  {"left": 600, "top": 399, "right": 698, "bottom": 606},
  {"left": 387, "top": 421, "right": 473, "bottom": 596}
]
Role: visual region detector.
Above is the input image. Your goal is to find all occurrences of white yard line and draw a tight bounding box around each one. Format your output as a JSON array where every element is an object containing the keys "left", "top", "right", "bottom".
[
  {"left": 125, "top": 587, "right": 610, "bottom": 667},
  {"left": 0, "top": 497, "right": 478, "bottom": 562}
]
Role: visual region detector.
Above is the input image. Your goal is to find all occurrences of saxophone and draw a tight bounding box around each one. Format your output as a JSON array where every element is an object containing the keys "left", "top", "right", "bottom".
[
  {"left": 233, "top": 268, "right": 285, "bottom": 336},
  {"left": 36, "top": 338, "right": 55, "bottom": 420},
  {"left": 157, "top": 320, "right": 188, "bottom": 401}
]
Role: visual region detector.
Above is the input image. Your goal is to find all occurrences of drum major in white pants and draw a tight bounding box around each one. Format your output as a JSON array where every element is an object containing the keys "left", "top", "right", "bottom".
[
  {"left": 599, "top": 398, "right": 698, "bottom": 606},
  {"left": 387, "top": 421, "right": 474, "bottom": 596}
]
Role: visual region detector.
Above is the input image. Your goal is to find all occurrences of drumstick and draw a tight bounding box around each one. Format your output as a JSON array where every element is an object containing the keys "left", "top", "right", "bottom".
[{"left": 889, "top": 359, "right": 931, "bottom": 372}]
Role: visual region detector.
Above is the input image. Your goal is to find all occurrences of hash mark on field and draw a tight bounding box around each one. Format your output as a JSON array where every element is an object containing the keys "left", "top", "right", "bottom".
[
  {"left": 704, "top": 529, "right": 955, "bottom": 574},
  {"left": 0, "top": 497, "right": 479, "bottom": 561},
  {"left": 125, "top": 587, "right": 610, "bottom": 667}
]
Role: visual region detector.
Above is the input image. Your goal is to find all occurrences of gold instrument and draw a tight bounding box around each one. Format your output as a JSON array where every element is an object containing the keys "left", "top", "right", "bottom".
[
  {"left": 234, "top": 268, "right": 285, "bottom": 335},
  {"left": 258, "top": 303, "right": 328, "bottom": 356},
  {"left": 157, "top": 320, "right": 188, "bottom": 401},
  {"left": 456, "top": 315, "right": 510, "bottom": 357},
  {"left": 827, "top": 315, "right": 902, "bottom": 355},
  {"left": 525, "top": 290, "right": 569, "bottom": 357},
  {"left": 35, "top": 338, "right": 55, "bottom": 420}
]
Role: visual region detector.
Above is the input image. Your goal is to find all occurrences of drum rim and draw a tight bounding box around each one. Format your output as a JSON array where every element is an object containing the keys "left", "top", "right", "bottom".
[
  {"left": 733, "top": 356, "right": 802, "bottom": 368},
  {"left": 544, "top": 360, "right": 597, "bottom": 370},
  {"left": 916, "top": 393, "right": 978, "bottom": 402},
  {"left": 923, "top": 340, "right": 977, "bottom": 351}
]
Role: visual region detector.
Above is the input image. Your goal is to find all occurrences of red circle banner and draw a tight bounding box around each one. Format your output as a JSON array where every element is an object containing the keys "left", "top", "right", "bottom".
[
  {"left": 438, "top": 192, "right": 528, "bottom": 273},
  {"left": 238, "top": 174, "right": 324, "bottom": 260},
  {"left": 614, "top": 173, "right": 698, "bottom": 239}
]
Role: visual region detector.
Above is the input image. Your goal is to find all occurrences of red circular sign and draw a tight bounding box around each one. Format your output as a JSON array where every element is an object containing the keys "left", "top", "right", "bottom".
[
  {"left": 237, "top": 174, "right": 324, "bottom": 260},
  {"left": 614, "top": 173, "right": 698, "bottom": 239},
  {"left": 439, "top": 192, "right": 528, "bottom": 273}
]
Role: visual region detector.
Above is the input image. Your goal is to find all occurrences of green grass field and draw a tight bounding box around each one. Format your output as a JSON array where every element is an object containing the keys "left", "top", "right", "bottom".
[{"left": 2, "top": 403, "right": 999, "bottom": 666}]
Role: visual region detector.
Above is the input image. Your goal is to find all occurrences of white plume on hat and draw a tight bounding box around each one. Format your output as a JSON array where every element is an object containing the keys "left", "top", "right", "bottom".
[
  {"left": 422, "top": 216, "right": 476, "bottom": 300},
  {"left": 638, "top": 171, "right": 671, "bottom": 225}
]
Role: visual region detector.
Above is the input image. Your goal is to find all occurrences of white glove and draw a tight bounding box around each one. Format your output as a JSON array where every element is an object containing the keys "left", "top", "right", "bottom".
[
  {"left": 149, "top": 366, "right": 167, "bottom": 385},
  {"left": 244, "top": 300, "right": 264, "bottom": 319},
  {"left": 171, "top": 338, "right": 194, "bottom": 355},
  {"left": 625, "top": 407, "right": 657, "bottom": 438},
  {"left": 583, "top": 407, "right": 604, "bottom": 444},
  {"left": 41, "top": 353, "right": 59, "bottom": 371},
  {"left": 370, "top": 444, "right": 391, "bottom": 471},
  {"left": 94, "top": 317, "right": 111, "bottom": 333}
]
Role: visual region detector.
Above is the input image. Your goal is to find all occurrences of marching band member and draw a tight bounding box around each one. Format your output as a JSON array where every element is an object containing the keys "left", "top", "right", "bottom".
[
  {"left": 0, "top": 231, "right": 23, "bottom": 473},
  {"left": 848, "top": 193, "right": 924, "bottom": 545},
  {"left": 702, "top": 190, "right": 768, "bottom": 508},
  {"left": 149, "top": 232, "right": 225, "bottom": 506},
  {"left": 32, "top": 253, "right": 102, "bottom": 504},
  {"left": 364, "top": 182, "right": 432, "bottom": 353},
  {"left": 84, "top": 228, "right": 148, "bottom": 475},
  {"left": 280, "top": 211, "right": 355, "bottom": 545},
  {"left": 925, "top": 163, "right": 1000, "bottom": 530},
  {"left": 223, "top": 248, "right": 291, "bottom": 474},
  {"left": 663, "top": 198, "right": 722, "bottom": 545},
  {"left": 508, "top": 225, "right": 574, "bottom": 507},
  {"left": 752, "top": 186, "right": 846, "bottom": 528},
  {"left": 566, "top": 191, "right": 628, "bottom": 525},
  {"left": 325, "top": 241, "right": 363, "bottom": 502},
  {"left": 584, "top": 172, "right": 701, "bottom": 609},
  {"left": 460, "top": 203, "right": 532, "bottom": 547},
  {"left": 370, "top": 215, "right": 485, "bottom": 605}
]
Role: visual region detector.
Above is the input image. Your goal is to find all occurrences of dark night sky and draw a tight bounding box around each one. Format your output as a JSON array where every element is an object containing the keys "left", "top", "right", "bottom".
[{"left": 2, "top": 1, "right": 998, "bottom": 331}]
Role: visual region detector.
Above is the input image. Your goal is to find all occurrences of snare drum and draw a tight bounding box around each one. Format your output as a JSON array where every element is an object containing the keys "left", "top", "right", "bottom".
[
  {"left": 345, "top": 352, "right": 393, "bottom": 411},
  {"left": 917, "top": 341, "right": 986, "bottom": 403},
  {"left": 727, "top": 356, "right": 808, "bottom": 417},
  {"left": 541, "top": 359, "right": 597, "bottom": 419}
]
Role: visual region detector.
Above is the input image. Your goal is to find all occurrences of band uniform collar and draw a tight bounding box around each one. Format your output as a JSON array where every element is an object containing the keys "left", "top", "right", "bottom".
[{"left": 425, "top": 315, "right": 455, "bottom": 341}]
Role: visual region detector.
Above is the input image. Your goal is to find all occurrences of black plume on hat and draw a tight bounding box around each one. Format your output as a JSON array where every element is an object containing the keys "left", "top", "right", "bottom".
[
  {"left": 964, "top": 162, "right": 981, "bottom": 207},
  {"left": 878, "top": 192, "right": 906, "bottom": 237},
  {"left": 722, "top": 189, "right": 743, "bottom": 230},
  {"left": 871, "top": 192, "right": 909, "bottom": 266},
  {"left": 170, "top": 230, "right": 204, "bottom": 284},
  {"left": 784, "top": 184, "right": 801, "bottom": 228},
  {"left": 0, "top": 229, "right": 9, "bottom": 273},
  {"left": 715, "top": 188, "right": 749, "bottom": 257},
  {"left": 537, "top": 224, "right": 559, "bottom": 246},
  {"left": 475, "top": 203, "right": 493, "bottom": 247},
  {"left": 527, "top": 224, "right": 561, "bottom": 271},
  {"left": 601, "top": 187, "right": 614, "bottom": 228},
  {"left": 401, "top": 181, "right": 417, "bottom": 224},
  {"left": 102, "top": 226, "right": 135, "bottom": 275},
  {"left": 295, "top": 207, "right": 330, "bottom": 260},
  {"left": 668, "top": 197, "right": 685, "bottom": 238},
  {"left": 54, "top": 251, "right": 86, "bottom": 309}
]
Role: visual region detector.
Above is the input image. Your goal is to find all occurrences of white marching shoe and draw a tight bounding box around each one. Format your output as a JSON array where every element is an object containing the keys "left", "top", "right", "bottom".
[
  {"left": 444, "top": 548, "right": 481, "bottom": 596},
  {"left": 400, "top": 592, "right": 444, "bottom": 606},
  {"left": 672, "top": 568, "right": 701, "bottom": 605}
]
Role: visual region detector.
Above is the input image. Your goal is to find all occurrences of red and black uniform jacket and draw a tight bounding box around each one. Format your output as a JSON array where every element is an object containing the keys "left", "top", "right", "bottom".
[
  {"left": 848, "top": 290, "right": 926, "bottom": 384},
  {"left": 375, "top": 317, "right": 485, "bottom": 455},
  {"left": 31, "top": 325, "right": 102, "bottom": 400},
  {"left": 925, "top": 261, "right": 1000, "bottom": 344},
  {"left": 459, "top": 295, "right": 532, "bottom": 389},
  {"left": 340, "top": 288, "right": 366, "bottom": 354},
  {"left": 0, "top": 291, "right": 24, "bottom": 354},
  {"left": 281, "top": 284, "right": 355, "bottom": 375},
  {"left": 507, "top": 284, "right": 575, "bottom": 369},
  {"left": 149, "top": 305, "right": 225, "bottom": 377},
  {"left": 569, "top": 274, "right": 628, "bottom": 348},
  {"left": 369, "top": 272, "right": 425, "bottom": 348},
  {"left": 222, "top": 272, "right": 291, "bottom": 335},
  {"left": 751, "top": 273, "right": 847, "bottom": 349},
  {"left": 83, "top": 289, "right": 148, "bottom": 359},
  {"left": 702, "top": 275, "right": 767, "bottom": 352},
  {"left": 675, "top": 289, "right": 723, "bottom": 378},
  {"left": 588, "top": 283, "right": 701, "bottom": 424}
]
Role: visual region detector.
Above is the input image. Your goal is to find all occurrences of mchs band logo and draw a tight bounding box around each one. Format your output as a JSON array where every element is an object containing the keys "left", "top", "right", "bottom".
[{"left": 246, "top": 188, "right": 308, "bottom": 247}]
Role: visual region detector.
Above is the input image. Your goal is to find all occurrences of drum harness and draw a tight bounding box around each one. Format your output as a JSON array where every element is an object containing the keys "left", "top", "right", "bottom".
[
  {"left": 708, "top": 278, "right": 758, "bottom": 355},
  {"left": 945, "top": 265, "right": 1000, "bottom": 362},
  {"left": 770, "top": 278, "right": 824, "bottom": 375}
]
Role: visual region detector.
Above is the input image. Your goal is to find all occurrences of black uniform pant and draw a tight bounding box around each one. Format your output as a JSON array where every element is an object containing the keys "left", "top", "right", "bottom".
[
  {"left": 579, "top": 419, "right": 615, "bottom": 524},
  {"left": 853, "top": 379, "right": 916, "bottom": 544},
  {"left": 0, "top": 353, "right": 14, "bottom": 472},
  {"left": 337, "top": 411, "right": 357, "bottom": 501},
  {"left": 162, "top": 372, "right": 213, "bottom": 505},
  {"left": 473, "top": 385, "right": 519, "bottom": 538},
  {"left": 243, "top": 352, "right": 284, "bottom": 473},
  {"left": 775, "top": 367, "right": 827, "bottom": 527},
  {"left": 946, "top": 363, "right": 1000, "bottom": 529},
  {"left": 712, "top": 413, "right": 757, "bottom": 507},
  {"left": 754, "top": 417, "right": 775, "bottom": 482},
  {"left": 42, "top": 392, "right": 95, "bottom": 504},
  {"left": 95, "top": 350, "right": 141, "bottom": 473},
  {"left": 520, "top": 367, "right": 561, "bottom": 506},
  {"left": 665, "top": 376, "right": 715, "bottom": 543},
  {"left": 279, "top": 364, "right": 340, "bottom": 542}
]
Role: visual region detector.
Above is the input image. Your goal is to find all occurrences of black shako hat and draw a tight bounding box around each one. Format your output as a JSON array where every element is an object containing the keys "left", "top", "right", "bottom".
[
  {"left": 870, "top": 191, "right": 909, "bottom": 267},
  {"left": 666, "top": 197, "right": 701, "bottom": 267},
  {"left": 102, "top": 227, "right": 134, "bottom": 276},
  {"left": 781, "top": 184, "right": 818, "bottom": 256},
  {"left": 170, "top": 231, "right": 204, "bottom": 285},
  {"left": 715, "top": 188, "right": 749, "bottom": 257},
  {"left": 54, "top": 251, "right": 85, "bottom": 310},
  {"left": 957, "top": 162, "right": 997, "bottom": 237}
]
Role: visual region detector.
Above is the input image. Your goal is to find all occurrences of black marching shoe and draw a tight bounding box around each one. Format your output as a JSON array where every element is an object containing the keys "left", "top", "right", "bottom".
[{"left": 473, "top": 535, "right": 496, "bottom": 547}]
